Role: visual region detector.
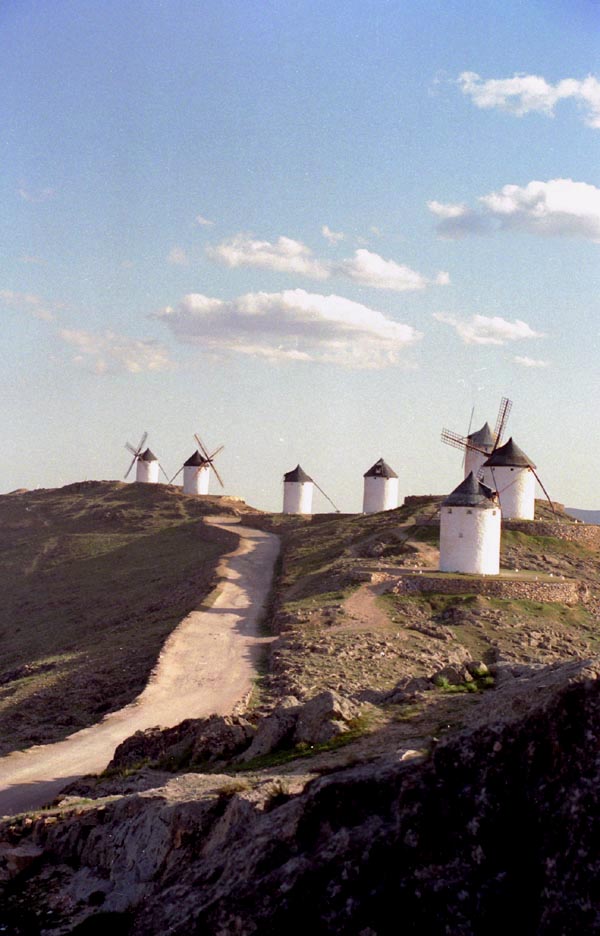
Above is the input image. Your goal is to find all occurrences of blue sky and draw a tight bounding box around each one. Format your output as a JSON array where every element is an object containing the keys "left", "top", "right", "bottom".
[{"left": 2, "top": 0, "right": 600, "bottom": 510}]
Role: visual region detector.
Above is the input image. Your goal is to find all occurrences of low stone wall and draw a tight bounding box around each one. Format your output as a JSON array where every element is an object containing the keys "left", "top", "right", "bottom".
[
  {"left": 503, "top": 520, "right": 600, "bottom": 549},
  {"left": 391, "top": 573, "right": 581, "bottom": 605}
]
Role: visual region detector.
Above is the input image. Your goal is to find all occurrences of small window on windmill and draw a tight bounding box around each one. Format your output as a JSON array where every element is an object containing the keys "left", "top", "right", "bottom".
[
  {"left": 447, "top": 508, "right": 453, "bottom": 514},
  {"left": 492, "top": 510, "right": 497, "bottom": 515},
  {"left": 458, "top": 532, "right": 464, "bottom": 538},
  {"left": 466, "top": 509, "right": 473, "bottom": 514}
]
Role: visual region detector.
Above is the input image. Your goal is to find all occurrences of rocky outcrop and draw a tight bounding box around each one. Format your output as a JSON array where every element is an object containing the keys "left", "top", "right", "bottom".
[
  {"left": 108, "top": 714, "right": 256, "bottom": 772},
  {"left": 3, "top": 659, "right": 600, "bottom": 934}
]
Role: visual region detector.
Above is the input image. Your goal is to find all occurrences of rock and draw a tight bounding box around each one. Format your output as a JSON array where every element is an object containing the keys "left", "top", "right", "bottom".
[
  {"left": 294, "top": 690, "right": 359, "bottom": 746},
  {"left": 432, "top": 664, "right": 473, "bottom": 686},
  {"left": 0, "top": 841, "right": 43, "bottom": 880},
  {"left": 466, "top": 661, "right": 489, "bottom": 678},
  {"left": 108, "top": 714, "right": 256, "bottom": 771},
  {"left": 238, "top": 697, "right": 300, "bottom": 762}
]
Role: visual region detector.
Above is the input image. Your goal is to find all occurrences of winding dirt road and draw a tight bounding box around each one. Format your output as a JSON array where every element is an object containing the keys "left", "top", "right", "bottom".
[{"left": 0, "top": 520, "right": 279, "bottom": 816}]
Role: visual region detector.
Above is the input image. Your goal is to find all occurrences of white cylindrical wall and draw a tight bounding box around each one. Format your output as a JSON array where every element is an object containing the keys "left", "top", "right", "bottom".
[
  {"left": 362, "top": 477, "right": 399, "bottom": 513},
  {"left": 464, "top": 448, "right": 489, "bottom": 480},
  {"left": 283, "top": 481, "right": 313, "bottom": 514},
  {"left": 487, "top": 466, "right": 535, "bottom": 520},
  {"left": 136, "top": 459, "right": 159, "bottom": 484},
  {"left": 183, "top": 465, "right": 210, "bottom": 495},
  {"left": 439, "top": 505, "right": 501, "bottom": 574}
]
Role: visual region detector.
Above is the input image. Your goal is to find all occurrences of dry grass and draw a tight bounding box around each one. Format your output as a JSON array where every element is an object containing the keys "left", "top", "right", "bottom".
[{"left": 0, "top": 481, "right": 241, "bottom": 753}]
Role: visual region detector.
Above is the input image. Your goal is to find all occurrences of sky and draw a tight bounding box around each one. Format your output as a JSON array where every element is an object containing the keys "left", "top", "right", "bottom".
[{"left": 2, "top": 0, "right": 600, "bottom": 511}]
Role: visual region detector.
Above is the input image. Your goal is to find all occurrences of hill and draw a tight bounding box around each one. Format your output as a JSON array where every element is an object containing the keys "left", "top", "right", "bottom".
[
  {"left": 566, "top": 507, "right": 600, "bottom": 525},
  {"left": 0, "top": 481, "right": 250, "bottom": 753},
  {"left": 2, "top": 493, "right": 600, "bottom": 933}
]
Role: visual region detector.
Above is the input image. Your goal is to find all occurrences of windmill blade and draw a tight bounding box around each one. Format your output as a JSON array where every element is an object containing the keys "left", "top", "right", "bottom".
[
  {"left": 463, "top": 405, "right": 475, "bottom": 471},
  {"left": 313, "top": 479, "right": 341, "bottom": 513},
  {"left": 441, "top": 429, "right": 488, "bottom": 454},
  {"left": 208, "top": 444, "right": 225, "bottom": 460},
  {"left": 493, "top": 397, "right": 512, "bottom": 448},
  {"left": 124, "top": 454, "right": 137, "bottom": 480},
  {"left": 531, "top": 467, "right": 557, "bottom": 516},
  {"left": 159, "top": 463, "right": 171, "bottom": 482},
  {"left": 194, "top": 433, "right": 211, "bottom": 461},
  {"left": 125, "top": 442, "right": 139, "bottom": 455},
  {"left": 209, "top": 461, "right": 225, "bottom": 488},
  {"left": 169, "top": 467, "right": 184, "bottom": 485},
  {"left": 138, "top": 431, "right": 148, "bottom": 451}
]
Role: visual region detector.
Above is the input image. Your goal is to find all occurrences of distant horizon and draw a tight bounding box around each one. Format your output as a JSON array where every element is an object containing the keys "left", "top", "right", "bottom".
[{"left": 3, "top": 2, "right": 599, "bottom": 511}]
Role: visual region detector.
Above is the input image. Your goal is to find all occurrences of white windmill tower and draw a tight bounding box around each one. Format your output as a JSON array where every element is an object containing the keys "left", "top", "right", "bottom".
[
  {"left": 283, "top": 465, "right": 314, "bottom": 515},
  {"left": 481, "top": 437, "right": 546, "bottom": 520},
  {"left": 439, "top": 472, "right": 501, "bottom": 575},
  {"left": 124, "top": 433, "right": 169, "bottom": 484},
  {"left": 282, "top": 465, "right": 340, "bottom": 515},
  {"left": 441, "top": 398, "right": 512, "bottom": 480},
  {"left": 362, "top": 458, "right": 399, "bottom": 513},
  {"left": 169, "top": 433, "right": 225, "bottom": 496}
]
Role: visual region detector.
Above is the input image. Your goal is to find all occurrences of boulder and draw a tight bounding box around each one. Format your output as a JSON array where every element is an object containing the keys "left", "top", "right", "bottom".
[
  {"left": 238, "top": 697, "right": 300, "bottom": 762},
  {"left": 294, "top": 690, "right": 359, "bottom": 746}
]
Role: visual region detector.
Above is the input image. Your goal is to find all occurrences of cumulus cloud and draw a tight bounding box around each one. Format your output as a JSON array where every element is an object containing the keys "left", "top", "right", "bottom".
[
  {"left": 167, "top": 246, "right": 189, "bottom": 266},
  {"left": 0, "top": 289, "right": 58, "bottom": 321},
  {"left": 322, "top": 225, "right": 345, "bottom": 244},
  {"left": 195, "top": 214, "right": 214, "bottom": 226},
  {"left": 156, "top": 288, "right": 422, "bottom": 368},
  {"left": 434, "top": 312, "right": 543, "bottom": 345},
  {"left": 207, "top": 234, "right": 448, "bottom": 291},
  {"left": 339, "top": 249, "right": 446, "bottom": 291},
  {"left": 429, "top": 178, "right": 600, "bottom": 241},
  {"left": 207, "top": 234, "right": 329, "bottom": 279},
  {"left": 459, "top": 71, "right": 600, "bottom": 129},
  {"left": 513, "top": 355, "right": 550, "bottom": 368},
  {"left": 59, "top": 329, "right": 173, "bottom": 375}
]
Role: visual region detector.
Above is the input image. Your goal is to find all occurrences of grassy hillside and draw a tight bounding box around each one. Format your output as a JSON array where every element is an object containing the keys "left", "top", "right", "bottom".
[{"left": 0, "top": 482, "right": 243, "bottom": 753}]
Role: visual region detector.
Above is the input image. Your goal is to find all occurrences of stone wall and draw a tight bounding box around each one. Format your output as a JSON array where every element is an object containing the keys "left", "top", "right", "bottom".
[
  {"left": 391, "top": 573, "right": 581, "bottom": 605},
  {"left": 504, "top": 520, "right": 600, "bottom": 549}
]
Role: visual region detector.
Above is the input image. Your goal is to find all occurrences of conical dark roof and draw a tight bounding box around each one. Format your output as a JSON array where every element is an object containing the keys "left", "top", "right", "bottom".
[
  {"left": 139, "top": 448, "right": 157, "bottom": 462},
  {"left": 468, "top": 421, "right": 495, "bottom": 447},
  {"left": 363, "top": 458, "right": 398, "bottom": 479},
  {"left": 284, "top": 464, "right": 313, "bottom": 483},
  {"left": 184, "top": 451, "right": 206, "bottom": 467},
  {"left": 483, "top": 437, "right": 535, "bottom": 469},
  {"left": 442, "top": 472, "right": 498, "bottom": 508}
]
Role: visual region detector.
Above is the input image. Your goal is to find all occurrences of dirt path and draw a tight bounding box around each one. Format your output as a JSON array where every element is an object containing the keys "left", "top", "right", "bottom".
[
  {"left": 342, "top": 583, "right": 393, "bottom": 631},
  {"left": 0, "top": 520, "right": 279, "bottom": 816}
]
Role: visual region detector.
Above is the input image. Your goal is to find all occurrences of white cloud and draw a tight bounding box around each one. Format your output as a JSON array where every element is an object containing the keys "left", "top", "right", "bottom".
[
  {"left": 427, "top": 200, "right": 468, "bottom": 219},
  {"left": 513, "top": 355, "right": 550, "bottom": 368},
  {"left": 167, "top": 246, "right": 189, "bottom": 266},
  {"left": 339, "top": 249, "right": 435, "bottom": 291},
  {"left": 156, "top": 288, "right": 422, "bottom": 369},
  {"left": 480, "top": 179, "right": 600, "bottom": 239},
  {"left": 322, "top": 224, "right": 345, "bottom": 244},
  {"left": 207, "top": 233, "right": 447, "bottom": 291},
  {"left": 459, "top": 71, "right": 600, "bottom": 128},
  {"left": 207, "top": 234, "right": 330, "bottom": 279},
  {"left": 0, "top": 290, "right": 57, "bottom": 321},
  {"left": 430, "top": 178, "right": 600, "bottom": 241},
  {"left": 59, "top": 329, "right": 173, "bottom": 375},
  {"left": 434, "top": 312, "right": 543, "bottom": 345},
  {"left": 195, "top": 214, "right": 214, "bottom": 226}
]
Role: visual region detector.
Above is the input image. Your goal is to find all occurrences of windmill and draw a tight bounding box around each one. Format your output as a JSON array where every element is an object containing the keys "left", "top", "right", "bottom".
[
  {"left": 124, "top": 432, "right": 170, "bottom": 484},
  {"left": 282, "top": 465, "right": 340, "bottom": 515},
  {"left": 169, "top": 433, "right": 224, "bottom": 495},
  {"left": 441, "top": 397, "right": 512, "bottom": 480}
]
